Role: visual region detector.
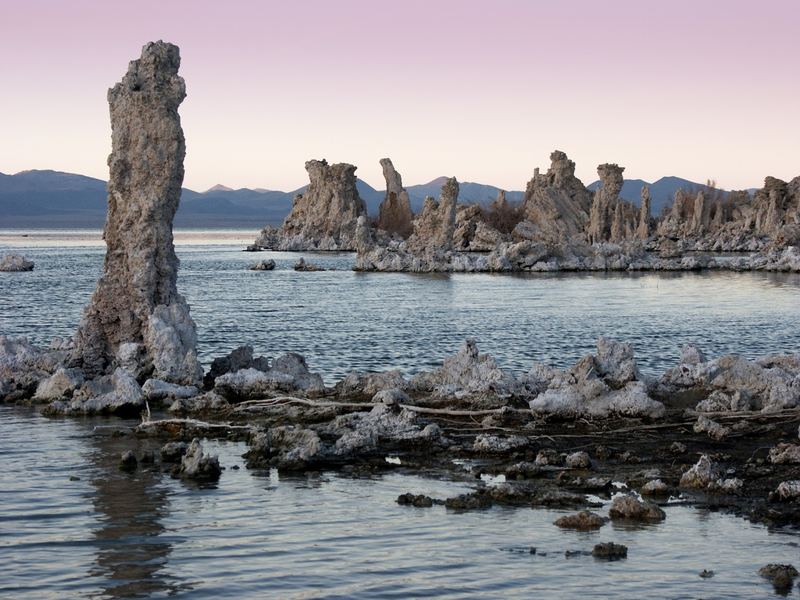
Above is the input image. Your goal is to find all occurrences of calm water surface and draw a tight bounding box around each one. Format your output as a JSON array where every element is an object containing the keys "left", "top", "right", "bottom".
[
  {"left": 2, "top": 406, "right": 799, "bottom": 599},
  {"left": 2, "top": 230, "right": 800, "bottom": 598},
  {"left": 1, "top": 231, "right": 799, "bottom": 382}
]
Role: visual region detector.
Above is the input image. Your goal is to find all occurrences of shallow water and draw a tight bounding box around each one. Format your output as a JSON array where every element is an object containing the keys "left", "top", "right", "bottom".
[
  {"left": 1, "top": 406, "right": 798, "bottom": 599},
  {"left": 1, "top": 231, "right": 800, "bottom": 382},
  {"left": 3, "top": 230, "right": 800, "bottom": 598}
]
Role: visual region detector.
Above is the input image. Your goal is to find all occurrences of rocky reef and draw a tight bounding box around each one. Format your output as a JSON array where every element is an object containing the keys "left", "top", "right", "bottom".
[{"left": 253, "top": 160, "right": 367, "bottom": 251}]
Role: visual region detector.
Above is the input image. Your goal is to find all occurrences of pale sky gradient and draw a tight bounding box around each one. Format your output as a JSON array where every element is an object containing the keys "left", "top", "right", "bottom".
[{"left": 1, "top": 0, "right": 798, "bottom": 192}]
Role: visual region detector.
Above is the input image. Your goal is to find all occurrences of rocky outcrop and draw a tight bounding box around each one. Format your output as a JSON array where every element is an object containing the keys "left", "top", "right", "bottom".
[
  {"left": 70, "top": 41, "right": 202, "bottom": 386},
  {"left": 0, "top": 254, "right": 34, "bottom": 272},
  {"left": 636, "top": 186, "right": 651, "bottom": 240},
  {"left": 528, "top": 338, "right": 665, "bottom": 419},
  {"left": 410, "top": 339, "right": 524, "bottom": 407},
  {"left": 407, "top": 178, "right": 458, "bottom": 253},
  {"left": 519, "top": 150, "right": 592, "bottom": 242},
  {"left": 44, "top": 367, "right": 145, "bottom": 416},
  {"left": 587, "top": 164, "right": 638, "bottom": 244},
  {"left": 658, "top": 350, "right": 800, "bottom": 413},
  {"left": 377, "top": 158, "right": 413, "bottom": 237},
  {"left": 254, "top": 160, "right": 367, "bottom": 251},
  {"left": 213, "top": 353, "right": 324, "bottom": 401},
  {"left": 0, "top": 336, "right": 69, "bottom": 402},
  {"left": 453, "top": 204, "right": 507, "bottom": 251}
]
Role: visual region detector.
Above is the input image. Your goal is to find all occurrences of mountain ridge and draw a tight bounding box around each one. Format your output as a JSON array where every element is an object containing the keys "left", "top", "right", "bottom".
[{"left": 1, "top": 168, "right": 732, "bottom": 228}]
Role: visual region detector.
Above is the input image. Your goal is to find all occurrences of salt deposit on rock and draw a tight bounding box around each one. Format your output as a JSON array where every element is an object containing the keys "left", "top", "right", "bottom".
[{"left": 213, "top": 354, "right": 324, "bottom": 401}]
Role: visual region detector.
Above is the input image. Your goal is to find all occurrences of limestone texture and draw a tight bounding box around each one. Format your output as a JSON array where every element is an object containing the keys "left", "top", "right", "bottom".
[
  {"left": 254, "top": 160, "right": 367, "bottom": 250},
  {"left": 71, "top": 41, "right": 202, "bottom": 385}
]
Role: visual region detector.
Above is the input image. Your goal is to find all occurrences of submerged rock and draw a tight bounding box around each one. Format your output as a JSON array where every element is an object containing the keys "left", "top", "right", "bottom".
[
  {"left": 758, "top": 564, "right": 798, "bottom": 593},
  {"left": 70, "top": 42, "right": 202, "bottom": 386},
  {"left": 249, "top": 259, "right": 276, "bottom": 271},
  {"left": 179, "top": 438, "right": 221, "bottom": 481},
  {"left": 397, "top": 493, "right": 435, "bottom": 507},
  {"left": 293, "top": 257, "right": 324, "bottom": 272},
  {"left": 0, "top": 254, "right": 34, "bottom": 272},
  {"left": 444, "top": 491, "right": 493, "bottom": 510},
  {"left": 119, "top": 451, "right": 138, "bottom": 472},
  {"left": 592, "top": 542, "right": 628, "bottom": 560},
  {"left": 554, "top": 510, "right": 607, "bottom": 530}
]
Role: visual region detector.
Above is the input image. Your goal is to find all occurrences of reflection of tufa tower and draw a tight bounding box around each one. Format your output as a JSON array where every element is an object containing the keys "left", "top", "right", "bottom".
[{"left": 71, "top": 42, "right": 202, "bottom": 386}]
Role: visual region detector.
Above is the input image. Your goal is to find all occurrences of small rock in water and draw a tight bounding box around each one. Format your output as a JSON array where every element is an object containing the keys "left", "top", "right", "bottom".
[
  {"left": 179, "top": 438, "right": 221, "bottom": 482},
  {"left": 119, "top": 451, "right": 138, "bottom": 471},
  {"left": 249, "top": 259, "right": 276, "bottom": 271},
  {"left": 69, "top": 475, "right": 80, "bottom": 481},
  {"left": 444, "top": 491, "right": 492, "bottom": 510},
  {"left": 0, "top": 254, "right": 34, "bottom": 272},
  {"left": 160, "top": 441, "right": 189, "bottom": 463},
  {"left": 592, "top": 542, "right": 628, "bottom": 560},
  {"left": 397, "top": 493, "right": 434, "bottom": 507},
  {"left": 294, "top": 257, "right": 324, "bottom": 271},
  {"left": 608, "top": 495, "right": 666, "bottom": 522},
  {"left": 554, "top": 510, "right": 607, "bottom": 530},
  {"left": 699, "top": 569, "right": 715, "bottom": 578},
  {"left": 758, "top": 564, "right": 798, "bottom": 593}
]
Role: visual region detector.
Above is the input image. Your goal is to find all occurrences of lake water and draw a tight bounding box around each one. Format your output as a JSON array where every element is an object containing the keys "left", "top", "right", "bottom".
[
  {"left": 2, "top": 229, "right": 800, "bottom": 383},
  {"left": 2, "top": 406, "right": 799, "bottom": 600},
  {"left": 2, "top": 230, "right": 800, "bottom": 598}
]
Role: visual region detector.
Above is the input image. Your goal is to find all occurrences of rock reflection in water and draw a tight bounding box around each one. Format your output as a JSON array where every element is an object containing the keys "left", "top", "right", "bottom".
[{"left": 86, "top": 431, "right": 187, "bottom": 598}]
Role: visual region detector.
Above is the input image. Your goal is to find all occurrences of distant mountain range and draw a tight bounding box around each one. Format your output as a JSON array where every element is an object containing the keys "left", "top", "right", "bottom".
[
  {"left": 586, "top": 176, "right": 736, "bottom": 216},
  {"left": 0, "top": 169, "right": 732, "bottom": 228}
]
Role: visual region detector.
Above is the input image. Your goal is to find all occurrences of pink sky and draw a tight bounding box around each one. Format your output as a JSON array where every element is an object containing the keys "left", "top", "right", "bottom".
[{"left": 1, "top": 0, "right": 798, "bottom": 191}]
